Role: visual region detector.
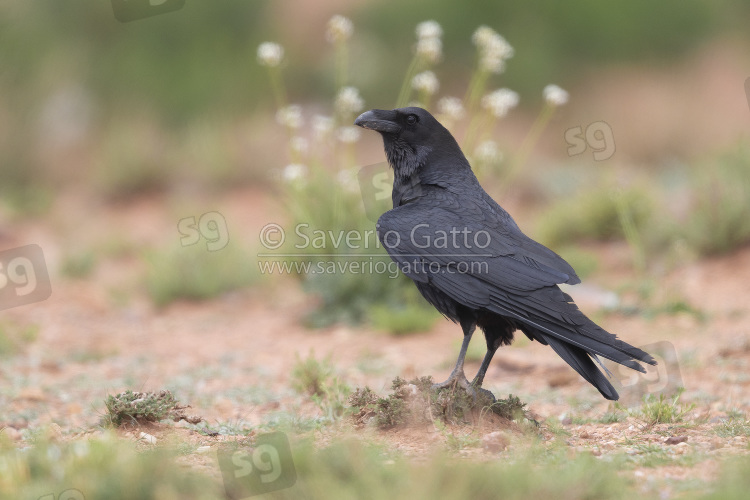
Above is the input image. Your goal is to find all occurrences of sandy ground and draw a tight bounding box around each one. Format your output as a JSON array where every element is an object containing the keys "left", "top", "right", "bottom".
[{"left": 1, "top": 186, "right": 749, "bottom": 492}]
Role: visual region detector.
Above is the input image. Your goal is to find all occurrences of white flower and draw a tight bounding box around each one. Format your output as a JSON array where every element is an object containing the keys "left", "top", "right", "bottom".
[
  {"left": 480, "top": 53, "right": 507, "bottom": 74},
  {"left": 336, "top": 169, "right": 359, "bottom": 192},
  {"left": 335, "top": 86, "right": 364, "bottom": 115},
  {"left": 543, "top": 84, "right": 569, "bottom": 106},
  {"left": 275, "top": 105, "right": 303, "bottom": 129},
  {"left": 257, "top": 42, "right": 284, "bottom": 67},
  {"left": 326, "top": 15, "right": 354, "bottom": 43},
  {"left": 416, "top": 37, "right": 442, "bottom": 63},
  {"left": 411, "top": 70, "right": 439, "bottom": 95},
  {"left": 481, "top": 88, "right": 520, "bottom": 118},
  {"left": 474, "top": 140, "right": 503, "bottom": 165},
  {"left": 437, "top": 96, "right": 465, "bottom": 121},
  {"left": 312, "top": 115, "right": 334, "bottom": 139},
  {"left": 290, "top": 136, "right": 309, "bottom": 155},
  {"left": 472, "top": 26, "right": 497, "bottom": 48},
  {"left": 336, "top": 126, "right": 361, "bottom": 144},
  {"left": 416, "top": 20, "right": 442, "bottom": 41},
  {"left": 282, "top": 163, "right": 308, "bottom": 182},
  {"left": 472, "top": 26, "right": 513, "bottom": 74}
]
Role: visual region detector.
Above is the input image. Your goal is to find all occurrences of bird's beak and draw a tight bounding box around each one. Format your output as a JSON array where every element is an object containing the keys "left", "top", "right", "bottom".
[{"left": 354, "top": 109, "right": 400, "bottom": 134}]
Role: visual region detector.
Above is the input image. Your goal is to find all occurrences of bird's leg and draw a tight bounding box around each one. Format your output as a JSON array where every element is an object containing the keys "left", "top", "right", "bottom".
[
  {"left": 432, "top": 321, "right": 475, "bottom": 393},
  {"left": 469, "top": 339, "right": 501, "bottom": 403},
  {"left": 471, "top": 345, "right": 498, "bottom": 389}
]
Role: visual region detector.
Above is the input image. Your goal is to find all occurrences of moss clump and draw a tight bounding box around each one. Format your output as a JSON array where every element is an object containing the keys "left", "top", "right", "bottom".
[
  {"left": 348, "top": 376, "right": 530, "bottom": 429},
  {"left": 104, "top": 390, "right": 202, "bottom": 427}
]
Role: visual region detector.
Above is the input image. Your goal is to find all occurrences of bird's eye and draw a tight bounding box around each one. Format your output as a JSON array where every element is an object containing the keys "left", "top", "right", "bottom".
[{"left": 406, "top": 114, "right": 418, "bottom": 125}]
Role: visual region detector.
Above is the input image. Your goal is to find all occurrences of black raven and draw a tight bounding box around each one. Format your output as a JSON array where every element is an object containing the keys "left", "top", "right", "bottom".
[{"left": 354, "top": 107, "right": 655, "bottom": 400}]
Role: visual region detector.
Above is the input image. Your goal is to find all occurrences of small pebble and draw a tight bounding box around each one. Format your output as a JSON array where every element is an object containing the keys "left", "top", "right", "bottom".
[
  {"left": 482, "top": 431, "right": 510, "bottom": 453},
  {"left": 664, "top": 436, "right": 688, "bottom": 445},
  {"left": 139, "top": 432, "right": 157, "bottom": 445}
]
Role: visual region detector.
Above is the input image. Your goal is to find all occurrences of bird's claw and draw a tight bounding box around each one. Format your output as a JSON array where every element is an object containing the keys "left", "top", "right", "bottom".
[{"left": 432, "top": 373, "right": 494, "bottom": 402}]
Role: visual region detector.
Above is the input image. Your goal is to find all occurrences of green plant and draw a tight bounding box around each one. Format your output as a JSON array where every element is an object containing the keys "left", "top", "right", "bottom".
[
  {"left": 144, "top": 243, "right": 257, "bottom": 307},
  {"left": 60, "top": 250, "right": 96, "bottom": 279},
  {"left": 682, "top": 141, "right": 750, "bottom": 256},
  {"left": 714, "top": 417, "right": 750, "bottom": 438},
  {"left": 0, "top": 321, "right": 39, "bottom": 358},
  {"left": 488, "top": 394, "right": 527, "bottom": 421},
  {"left": 291, "top": 352, "right": 336, "bottom": 397},
  {"left": 95, "top": 116, "right": 172, "bottom": 200},
  {"left": 291, "top": 352, "right": 351, "bottom": 421},
  {"left": 598, "top": 408, "right": 626, "bottom": 424},
  {"left": 536, "top": 185, "right": 654, "bottom": 249},
  {"left": 370, "top": 302, "right": 439, "bottom": 335},
  {"left": 631, "top": 388, "right": 695, "bottom": 425},
  {"left": 349, "top": 376, "right": 527, "bottom": 429},
  {"left": 0, "top": 434, "right": 219, "bottom": 499},
  {"left": 348, "top": 380, "right": 423, "bottom": 429},
  {"left": 433, "top": 419, "right": 481, "bottom": 451},
  {"left": 103, "top": 390, "right": 200, "bottom": 427}
]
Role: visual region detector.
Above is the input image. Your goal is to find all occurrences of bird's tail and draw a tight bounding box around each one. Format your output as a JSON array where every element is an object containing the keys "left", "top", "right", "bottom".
[{"left": 539, "top": 333, "right": 619, "bottom": 400}]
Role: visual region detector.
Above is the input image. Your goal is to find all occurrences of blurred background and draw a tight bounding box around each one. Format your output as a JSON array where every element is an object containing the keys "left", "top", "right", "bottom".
[{"left": 1, "top": 1, "right": 750, "bottom": 495}]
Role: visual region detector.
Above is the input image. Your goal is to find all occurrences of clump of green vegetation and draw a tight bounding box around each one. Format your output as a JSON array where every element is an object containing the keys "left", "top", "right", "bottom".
[
  {"left": 60, "top": 250, "right": 97, "bottom": 279},
  {"left": 598, "top": 407, "right": 626, "bottom": 423},
  {"left": 376, "top": 394, "right": 409, "bottom": 428},
  {"left": 488, "top": 394, "right": 527, "bottom": 421},
  {"left": 349, "top": 376, "right": 529, "bottom": 428},
  {"left": 433, "top": 419, "right": 481, "bottom": 451},
  {"left": 279, "top": 438, "right": 631, "bottom": 500},
  {"left": 369, "top": 302, "right": 439, "bottom": 335},
  {"left": 642, "top": 297, "right": 707, "bottom": 322},
  {"left": 0, "top": 321, "right": 39, "bottom": 358},
  {"left": 95, "top": 117, "right": 171, "bottom": 200},
  {"left": 536, "top": 186, "right": 654, "bottom": 249},
  {"left": 291, "top": 352, "right": 335, "bottom": 397},
  {"left": 714, "top": 415, "right": 750, "bottom": 438},
  {"left": 0, "top": 434, "right": 220, "bottom": 499},
  {"left": 348, "top": 385, "right": 411, "bottom": 428},
  {"left": 103, "top": 390, "right": 202, "bottom": 427},
  {"left": 626, "top": 442, "right": 702, "bottom": 469},
  {"left": 144, "top": 243, "right": 258, "bottom": 307},
  {"left": 682, "top": 141, "right": 750, "bottom": 256},
  {"left": 631, "top": 389, "right": 695, "bottom": 426},
  {"left": 291, "top": 352, "right": 351, "bottom": 420}
]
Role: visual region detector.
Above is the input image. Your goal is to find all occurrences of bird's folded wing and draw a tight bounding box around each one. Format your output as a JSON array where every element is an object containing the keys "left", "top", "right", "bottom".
[
  {"left": 377, "top": 202, "right": 577, "bottom": 292},
  {"left": 377, "top": 203, "right": 654, "bottom": 369}
]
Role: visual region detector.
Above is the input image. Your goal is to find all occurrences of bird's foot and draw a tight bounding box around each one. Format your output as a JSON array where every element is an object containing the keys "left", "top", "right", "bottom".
[
  {"left": 475, "top": 387, "right": 496, "bottom": 404},
  {"left": 470, "top": 377, "right": 497, "bottom": 404},
  {"left": 432, "top": 370, "right": 472, "bottom": 392},
  {"left": 432, "top": 372, "right": 494, "bottom": 403}
]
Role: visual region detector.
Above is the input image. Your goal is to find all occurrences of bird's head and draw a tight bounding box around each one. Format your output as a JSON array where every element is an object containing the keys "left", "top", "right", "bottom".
[{"left": 355, "top": 107, "right": 463, "bottom": 181}]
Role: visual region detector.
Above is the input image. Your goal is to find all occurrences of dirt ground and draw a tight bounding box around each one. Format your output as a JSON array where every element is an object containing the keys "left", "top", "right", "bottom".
[{"left": 1, "top": 184, "right": 749, "bottom": 496}]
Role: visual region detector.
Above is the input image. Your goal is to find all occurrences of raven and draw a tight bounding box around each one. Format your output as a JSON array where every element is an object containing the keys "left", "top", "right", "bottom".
[{"left": 355, "top": 107, "right": 655, "bottom": 400}]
